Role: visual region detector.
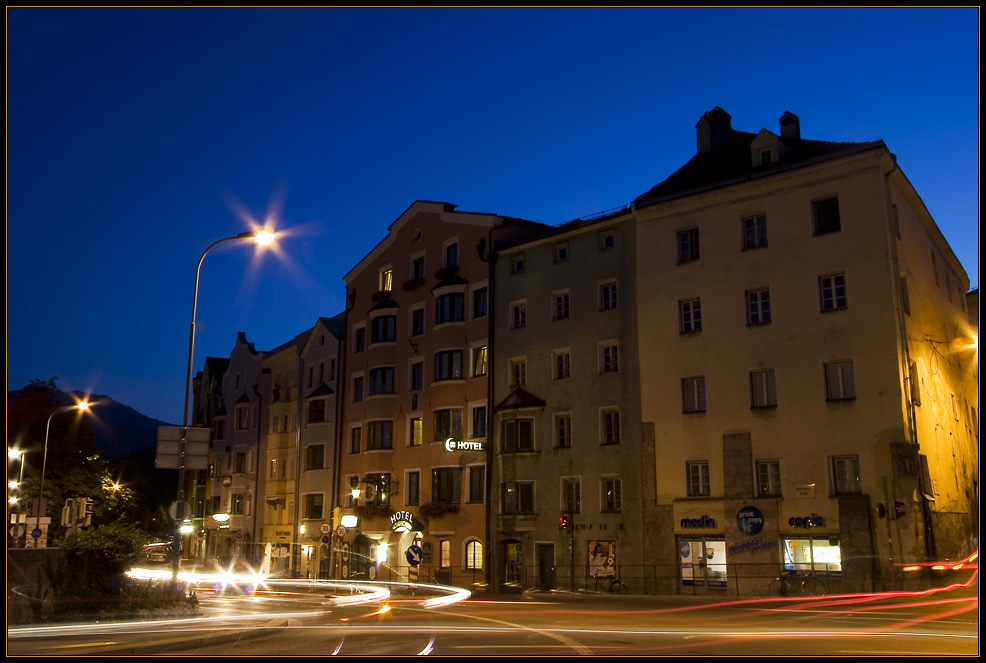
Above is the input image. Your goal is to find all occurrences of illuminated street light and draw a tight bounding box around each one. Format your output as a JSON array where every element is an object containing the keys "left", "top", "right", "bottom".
[
  {"left": 33, "top": 401, "right": 93, "bottom": 541},
  {"left": 173, "top": 227, "right": 276, "bottom": 579}
]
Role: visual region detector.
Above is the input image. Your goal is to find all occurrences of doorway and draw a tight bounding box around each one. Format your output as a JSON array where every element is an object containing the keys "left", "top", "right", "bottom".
[{"left": 537, "top": 543, "right": 555, "bottom": 590}]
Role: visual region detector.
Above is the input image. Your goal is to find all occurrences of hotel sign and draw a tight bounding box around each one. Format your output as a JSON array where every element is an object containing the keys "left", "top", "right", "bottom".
[{"left": 443, "top": 437, "right": 485, "bottom": 453}]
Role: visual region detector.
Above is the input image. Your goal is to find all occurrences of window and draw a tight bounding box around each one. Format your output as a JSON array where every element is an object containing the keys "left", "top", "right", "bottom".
[
  {"left": 602, "top": 477, "right": 622, "bottom": 512},
  {"left": 743, "top": 214, "right": 768, "bottom": 250},
  {"left": 759, "top": 149, "right": 772, "bottom": 166},
  {"left": 305, "top": 444, "right": 325, "bottom": 471},
  {"left": 511, "top": 253, "right": 525, "bottom": 274},
  {"left": 553, "top": 291, "right": 570, "bottom": 320},
  {"left": 677, "top": 228, "right": 700, "bottom": 263},
  {"left": 436, "top": 293, "right": 464, "bottom": 324},
  {"left": 349, "top": 427, "right": 361, "bottom": 454},
  {"left": 409, "top": 417, "right": 422, "bottom": 447},
  {"left": 751, "top": 370, "right": 777, "bottom": 408},
  {"left": 231, "top": 493, "right": 246, "bottom": 515},
  {"left": 746, "top": 288, "right": 771, "bottom": 325},
  {"left": 682, "top": 377, "right": 707, "bottom": 413},
  {"left": 440, "top": 540, "right": 451, "bottom": 568},
  {"left": 553, "top": 242, "right": 569, "bottom": 263},
  {"left": 825, "top": 361, "right": 856, "bottom": 401},
  {"left": 555, "top": 413, "right": 572, "bottom": 449},
  {"left": 308, "top": 398, "right": 326, "bottom": 424},
  {"left": 471, "top": 406, "right": 487, "bottom": 438},
  {"left": 234, "top": 452, "right": 247, "bottom": 473},
  {"left": 563, "top": 478, "right": 581, "bottom": 514},
  {"left": 687, "top": 462, "right": 710, "bottom": 496},
  {"left": 900, "top": 276, "right": 910, "bottom": 315},
  {"left": 509, "top": 358, "right": 527, "bottom": 387},
  {"left": 369, "top": 367, "right": 395, "bottom": 396},
  {"left": 469, "top": 466, "right": 485, "bottom": 503},
  {"left": 832, "top": 456, "right": 861, "bottom": 494},
  {"left": 502, "top": 482, "right": 535, "bottom": 514},
  {"left": 812, "top": 197, "right": 841, "bottom": 235},
  {"left": 304, "top": 494, "right": 323, "bottom": 520},
  {"left": 466, "top": 540, "right": 483, "bottom": 569},
  {"left": 215, "top": 418, "right": 225, "bottom": 440},
  {"left": 600, "top": 343, "right": 619, "bottom": 373},
  {"left": 757, "top": 460, "right": 781, "bottom": 496},
  {"left": 367, "top": 421, "right": 393, "bottom": 450},
  {"left": 601, "top": 409, "right": 620, "bottom": 445},
  {"left": 554, "top": 350, "right": 571, "bottom": 379},
  {"left": 354, "top": 327, "right": 366, "bottom": 353},
  {"left": 599, "top": 230, "right": 614, "bottom": 251},
  {"left": 412, "top": 255, "right": 426, "bottom": 281},
  {"left": 909, "top": 361, "right": 921, "bottom": 405},
  {"left": 410, "top": 307, "right": 425, "bottom": 337},
  {"left": 819, "top": 273, "right": 847, "bottom": 311},
  {"left": 379, "top": 268, "right": 393, "bottom": 292},
  {"left": 432, "top": 467, "right": 462, "bottom": 504},
  {"left": 410, "top": 361, "right": 423, "bottom": 391},
  {"left": 445, "top": 242, "right": 458, "bottom": 268},
  {"left": 502, "top": 419, "right": 533, "bottom": 452},
  {"left": 600, "top": 282, "right": 618, "bottom": 311},
  {"left": 679, "top": 298, "right": 702, "bottom": 333},
  {"left": 365, "top": 472, "right": 391, "bottom": 506},
  {"left": 369, "top": 315, "right": 396, "bottom": 344},
  {"left": 352, "top": 375, "right": 364, "bottom": 402},
  {"left": 235, "top": 405, "right": 249, "bottom": 430},
  {"left": 473, "top": 287, "right": 488, "bottom": 318},
  {"left": 406, "top": 471, "right": 420, "bottom": 506},
  {"left": 511, "top": 301, "right": 527, "bottom": 329},
  {"left": 435, "top": 350, "right": 464, "bottom": 381},
  {"left": 472, "top": 346, "right": 488, "bottom": 377},
  {"left": 433, "top": 409, "right": 463, "bottom": 441}
]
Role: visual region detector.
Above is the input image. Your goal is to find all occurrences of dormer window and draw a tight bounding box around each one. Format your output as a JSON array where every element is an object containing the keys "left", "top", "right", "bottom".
[
  {"left": 379, "top": 268, "right": 393, "bottom": 292},
  {"left": 759, "top": 149, "right": 772, "bottom": 166}
]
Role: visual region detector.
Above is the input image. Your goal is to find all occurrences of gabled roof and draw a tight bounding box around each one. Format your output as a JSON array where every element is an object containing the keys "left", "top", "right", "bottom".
[
  {"left": 495, "top": 387, "right": 547, "bottom": 411},
  {"left": 307, "top": 382, "right": 335, "bottom": 398},
  {"left": 634, "top": 128, "right": 885, "bottom": 209}
]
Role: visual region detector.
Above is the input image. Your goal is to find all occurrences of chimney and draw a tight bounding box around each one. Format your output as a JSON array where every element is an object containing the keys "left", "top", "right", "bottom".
[
  {"left": 779, "top": 110, "right": 800, "bottom": 140},
  {"left": 696, "top": 106, "right": 732, "bottom": 153}
]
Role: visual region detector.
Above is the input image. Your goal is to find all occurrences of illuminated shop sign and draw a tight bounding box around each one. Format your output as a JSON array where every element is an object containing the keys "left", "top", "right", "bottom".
[
  {"left": 788, "top": 513, "right": 825, "bottom": 528},
  {"left": 679, "top": 515, "right": 717, "bottom": 529},
  {"left": 390, "top": 510, "right": 415, "bottom": 532},
  {"left": 736, "top": 506, "right": 765, "bottom": 536},
  {"left": 443, "top": 437, "right": 485, "bottom": 452}
]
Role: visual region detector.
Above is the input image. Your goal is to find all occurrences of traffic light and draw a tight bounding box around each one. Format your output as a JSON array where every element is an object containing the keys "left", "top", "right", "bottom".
[{"left": 559, "top": 514, "right": 570, "bottom": 530}]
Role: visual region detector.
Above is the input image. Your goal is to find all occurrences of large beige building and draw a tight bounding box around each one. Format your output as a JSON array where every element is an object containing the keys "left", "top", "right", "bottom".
[{"left": 632, "top": 108, "right": 978, "bottom": 594}]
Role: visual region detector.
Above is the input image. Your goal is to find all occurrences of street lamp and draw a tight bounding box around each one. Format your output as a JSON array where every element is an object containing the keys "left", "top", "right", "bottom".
[
  {"left": 173, "top": 227, "right": 276, "bottom": 579},
  {"left": 31, "top": 401, "right": 93, "bottom": 543}
]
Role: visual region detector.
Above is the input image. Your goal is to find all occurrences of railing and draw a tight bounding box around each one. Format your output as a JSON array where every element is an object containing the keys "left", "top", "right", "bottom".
[{"left": 555, "top": 205, "right": 631, "bottom": 227}]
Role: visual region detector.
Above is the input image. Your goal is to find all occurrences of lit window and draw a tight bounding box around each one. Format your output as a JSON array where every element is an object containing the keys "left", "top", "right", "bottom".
[
  {"left": 466, "top": 540, "right": 483, "bottom": 569},
  {"left": 380, "top": 268, "right": 393, "bottom": 292},
  {"left": 472, "top": 346, "right": 488, "bottom": 378}
]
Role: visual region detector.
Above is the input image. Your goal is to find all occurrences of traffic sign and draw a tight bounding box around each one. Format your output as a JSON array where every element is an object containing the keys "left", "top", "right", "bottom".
[
  {"left": 406, "top": 544, "right": 423, "bottom": 567},
  {"left": 319, "top": 522, "right": 331, "bottom": 535}
]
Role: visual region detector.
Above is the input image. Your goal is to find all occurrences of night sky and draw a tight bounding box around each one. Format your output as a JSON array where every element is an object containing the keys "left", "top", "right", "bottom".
[{"left": 7, "top": 8, "right": 979, "bottom": 424}]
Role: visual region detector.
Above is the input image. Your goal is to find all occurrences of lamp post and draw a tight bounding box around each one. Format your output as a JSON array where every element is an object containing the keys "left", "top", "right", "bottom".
[
  {"left": 31, "top": 401, "right": 92, "bottom": 545},
  {"left": 173, "top": 228, "right": 275, "bottom": 580}
]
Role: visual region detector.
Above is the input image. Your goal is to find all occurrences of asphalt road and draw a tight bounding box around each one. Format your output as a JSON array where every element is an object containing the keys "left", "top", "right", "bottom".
[{"left": 7, "top": 581, "right": 979, "bottom": 656}]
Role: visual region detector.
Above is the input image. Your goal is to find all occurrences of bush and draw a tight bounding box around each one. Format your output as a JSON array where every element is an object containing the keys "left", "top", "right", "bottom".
[{"left": 46, "top": 523, "right": 196, "bottom": 620}]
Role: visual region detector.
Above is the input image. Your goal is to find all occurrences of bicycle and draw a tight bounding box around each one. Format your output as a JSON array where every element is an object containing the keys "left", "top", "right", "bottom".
[
  {"left": 594, "top": 575, "right": 628, "bottom": 594},
  {"left": 769, "top": 571, "right": 827, "bottom": 596}
]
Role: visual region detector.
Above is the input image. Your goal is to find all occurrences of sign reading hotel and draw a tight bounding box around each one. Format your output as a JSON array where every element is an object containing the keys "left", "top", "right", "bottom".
[
  {"left": 391, "top": 510, "right": 415, "bottom": 533},
  {"left": 443, "top": 437, "right": 485, "bottom": 453}
]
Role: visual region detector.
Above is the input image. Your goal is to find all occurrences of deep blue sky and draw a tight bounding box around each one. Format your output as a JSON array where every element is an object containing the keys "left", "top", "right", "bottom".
[{"left": 7, "top": 8, "right": 979, "bottom": 424}]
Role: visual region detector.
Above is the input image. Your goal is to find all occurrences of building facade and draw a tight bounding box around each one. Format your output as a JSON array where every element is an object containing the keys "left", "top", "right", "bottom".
[
  {"left": 337, "top": 200, "right": 545, "bottom": 587},
  {"left": 632, "top": 108, "right": 979, "bottom": 594},
  {"left": 490, "top": 211, "right": 656, "bottom": 592}
]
